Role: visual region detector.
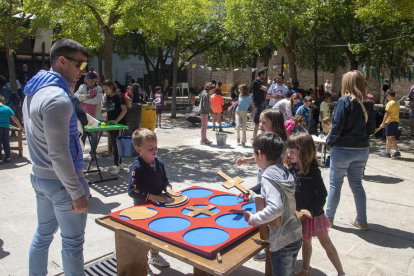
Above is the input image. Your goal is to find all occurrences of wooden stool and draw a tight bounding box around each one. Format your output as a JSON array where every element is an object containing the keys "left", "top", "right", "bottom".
[{"left": 2, "top": 126, "right": 23, "bottom": 157}]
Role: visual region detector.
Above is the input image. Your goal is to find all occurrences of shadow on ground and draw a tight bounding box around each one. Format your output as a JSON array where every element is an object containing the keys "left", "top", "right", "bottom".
[
  {"left": 363, "top": 175, "right": 404, "bottom": 184},
  {"left": 88, "top": 196, "right": 121, "bottom": 214},
  {"left": 0, "top": 239, "right": 10, "bottom": 260},
  {"left": 334, "top": 223, "right": 414, "bottom": 249}
]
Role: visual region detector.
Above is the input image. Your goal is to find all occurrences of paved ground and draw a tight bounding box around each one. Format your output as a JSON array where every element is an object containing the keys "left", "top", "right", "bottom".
[{"left": 1, "top": 109, "right": 414, "bottom": 276}]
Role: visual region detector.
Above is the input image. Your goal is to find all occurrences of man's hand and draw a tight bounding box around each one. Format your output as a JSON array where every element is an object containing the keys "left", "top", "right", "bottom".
[
  {"left": 72, "top": 196, "right": 89, "bottom": 213},
  {"left": 379, "top": 123, "right": 385, "bottom": 129}
]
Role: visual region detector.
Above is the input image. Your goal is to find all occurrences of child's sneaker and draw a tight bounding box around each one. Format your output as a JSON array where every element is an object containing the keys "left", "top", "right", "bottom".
[
  {"left": 147, "top": 265, "right": 153, "bottom": 276},
  {"left": 212, "top": 127, "right": 216, "bottom": 131},
  {"left": 241, "top": 142, "right": 246, "bottom": 147},
  {"left": 379, "top": 152, "right": 391, "bottom": 158},
  {"left": 392, "top": 151, "right": 401, "bottom": 158},
  {"left": 349, "top": 219, "right": 369, "bottom": 231},
  {"left": 219, "top": 127, "right": 223, "bottom": 132},
  {"left": 148, "top": 254, "right": 170, "bottom": 267},
  {"left": 253, "top": 249, "right": 266, "bottom": 261}
]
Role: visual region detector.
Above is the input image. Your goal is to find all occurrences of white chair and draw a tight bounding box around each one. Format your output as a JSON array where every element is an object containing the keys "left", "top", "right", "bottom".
[{"left": 181, "top": 83, "right": 189, "bottom": 95}]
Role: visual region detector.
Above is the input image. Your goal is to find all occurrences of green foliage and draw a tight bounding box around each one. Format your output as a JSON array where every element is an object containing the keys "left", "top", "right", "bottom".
[{"left": 356, "top": 0, "right": 414, "bottom": 23}]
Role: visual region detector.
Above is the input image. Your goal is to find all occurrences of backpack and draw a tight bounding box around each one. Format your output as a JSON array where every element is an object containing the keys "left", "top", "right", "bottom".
[
  {"left": 0, "top": 85, "right": 19, "bottom": 107},
  {"left": 10, "top": 91, "right": 19, "bottom": 106}
]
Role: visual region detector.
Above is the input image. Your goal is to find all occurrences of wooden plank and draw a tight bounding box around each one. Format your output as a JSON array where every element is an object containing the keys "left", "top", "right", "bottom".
[
  {"left": 96, "top": 216, "right": 267, "bottom": 276},
  {"left": 254, "top": 196, "right": 268, "bottom": 241},
  {"left": 115, "top": 230, "right": 149, "bottom": 276},
  {"left": 217, "top": 172, "right": 249, "bottom": 194},
  {"left": 185, "top": 205, "right": 216, "bottom": 217},
  {"left": 265, "top": 246, "right": 272, "bottom": 276}
]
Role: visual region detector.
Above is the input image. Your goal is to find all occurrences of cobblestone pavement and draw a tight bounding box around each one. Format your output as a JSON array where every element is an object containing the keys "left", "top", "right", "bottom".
[{"left": 0, "top": 111, "right": 414, "bottom": 276}]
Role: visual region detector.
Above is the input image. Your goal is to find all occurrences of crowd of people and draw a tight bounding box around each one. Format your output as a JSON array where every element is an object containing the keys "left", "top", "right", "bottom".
[{"left": 1, "top": 37, "right": 413, "bottom": 276}]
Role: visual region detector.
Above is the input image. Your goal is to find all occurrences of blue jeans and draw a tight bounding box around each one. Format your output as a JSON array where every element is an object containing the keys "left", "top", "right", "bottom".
[
  {"left": 29, "top": 174, "right": 90, "bottom": 276},
  {"left": 270, "top": 239, "right": 302, "bottom": 276},
  {"left": 326, "top": 147, "right": 369, "bottom": 224}
]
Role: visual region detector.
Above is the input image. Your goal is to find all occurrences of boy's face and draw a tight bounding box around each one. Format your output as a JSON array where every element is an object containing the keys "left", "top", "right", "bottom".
[
  {"left": 135, "top": 138, "right": 158, "bottom": 163},
  {"left": 254, "top": 151, "right": 266, "bottom": 169},
  {"left": 325, "top": 97, "right": 332, "bottom": 102},
  {"left": 304, "top": 101, "right": 311, "bottom": 108},
  {"left": 386, "top": 94, "right": 394, "bottom": 101}
]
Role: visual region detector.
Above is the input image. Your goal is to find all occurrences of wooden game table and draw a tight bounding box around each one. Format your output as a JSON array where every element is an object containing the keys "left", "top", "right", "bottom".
[
  {"left": 84, "top": 122, "right": 128, "bottom": 184},
  {"left": 96, "top": 215, "right": 271, "bottom": 276},
  {"left": 4, "top": 126, "right": 23, "bottom": 157}
]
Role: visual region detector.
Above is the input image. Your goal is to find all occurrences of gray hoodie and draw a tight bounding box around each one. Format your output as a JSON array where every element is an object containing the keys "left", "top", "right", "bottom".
[
  {"left": 198, "top": 90, "right": 212, "bottom": 114},
  {"left": 249, "top": 165, "right": 302, "bottom": 252}
]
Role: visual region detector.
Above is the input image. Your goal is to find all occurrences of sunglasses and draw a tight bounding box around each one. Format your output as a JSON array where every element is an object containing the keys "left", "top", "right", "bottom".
[{"left": 60, "top": 55, "right": 88, "bottom": 70}]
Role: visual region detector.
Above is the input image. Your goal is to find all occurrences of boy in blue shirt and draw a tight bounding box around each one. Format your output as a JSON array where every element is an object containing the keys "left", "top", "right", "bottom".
[
  {"left": 127, "top": 128, "right": 180, "bottom": 273},
  {"left": 0, "top": 95, "right": 24, "bottom": 163},
  {"left": 296, "top": 96, "right": 312, "bottom": 131}
]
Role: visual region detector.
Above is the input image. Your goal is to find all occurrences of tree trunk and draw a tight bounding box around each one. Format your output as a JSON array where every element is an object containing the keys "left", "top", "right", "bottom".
[
  {"left": 251, "top": 54, "right": 258, "bottom": 82},
  {"left": 104, "top": 28, "right": 114, "bottom": 80},
  {"left": 346, "top": 49, "right": 359, "bottom": 70},
  {"left": 171, "top": 54, "right": 179, "bottom": 118},
  {"left": 98, "top": 53, "right": 103, "bottom": 84},
  {"left": 286, "top": 49, "right": 297, "bottom": 82},
  {"left": 314, "top": 53, "right": 318, "bottom": 102},
  {"left": 5, "top": 43, "right": 18, "bottom": 93}
]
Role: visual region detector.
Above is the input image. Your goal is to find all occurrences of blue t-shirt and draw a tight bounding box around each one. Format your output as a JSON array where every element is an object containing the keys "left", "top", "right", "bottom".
[
  {"left": 237, "top": 95, "right": 252, "bottom": 111},
  {"left": 0, "top": 105, "right": 14, "bottom": 128},
  {"left": 296, "top": 105, "right": 310, "bottom": 126}
]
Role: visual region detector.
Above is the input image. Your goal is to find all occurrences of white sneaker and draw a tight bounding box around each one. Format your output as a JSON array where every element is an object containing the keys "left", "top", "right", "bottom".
[
  {"left": 148, "top": 254, "right": 170, "bottom": 267},
  {"left": 147, "top": 265, "right": 154, "bottom": 276},
  {"left": 109, "top": 166, "right": 120, "bottom": 176},
  {"left": 118, "top": 163, "right": 124, "bottom": 170}
]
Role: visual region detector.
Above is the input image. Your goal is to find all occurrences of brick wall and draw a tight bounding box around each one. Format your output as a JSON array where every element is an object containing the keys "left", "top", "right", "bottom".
[{"left": 187, "top": 55, "right": 414, "bottom": 103}]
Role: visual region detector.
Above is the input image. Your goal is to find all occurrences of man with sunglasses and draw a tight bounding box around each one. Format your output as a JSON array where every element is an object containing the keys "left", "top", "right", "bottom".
[{"left": 23, "top": 39, "right": 90, "bottom": 275}]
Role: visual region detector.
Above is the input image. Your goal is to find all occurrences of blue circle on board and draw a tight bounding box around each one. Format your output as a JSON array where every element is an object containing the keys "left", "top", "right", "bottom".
[
  {"left": 209, "top": 195, "right": 243, "bottom": 206},
  {"left": 215, "top": 213, "right": 250, "bottom": 229},
  {"left": 182, "top": 205, "right": 220, "bottom": 218},
  {"left": 183, "top": 227, "right": 229, "bottom": 246},
  {"left": 119, "top": 208, "right": 157, "bottom": 220},
  {"left": 241, "top": 202, "right": 256, "bottom": 213},
  {"left": 148, "top": 217, "right": 191, "bottom": 233},
  {"left": 181, "top": 188, "right": 213, "bottom": 198}
]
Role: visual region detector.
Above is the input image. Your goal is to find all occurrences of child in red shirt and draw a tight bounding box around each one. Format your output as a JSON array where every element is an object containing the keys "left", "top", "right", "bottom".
[{"left": 210, "top": 87, "right": 224, "bottom": 131}]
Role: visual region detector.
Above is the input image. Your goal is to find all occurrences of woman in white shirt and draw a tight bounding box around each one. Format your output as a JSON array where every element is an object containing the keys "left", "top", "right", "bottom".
[
  {"left": 325, "top": 80, "right": 333, "bottom": 94},
  {"left": 273, "top": 92, "right": 301, "bottom": 121}
]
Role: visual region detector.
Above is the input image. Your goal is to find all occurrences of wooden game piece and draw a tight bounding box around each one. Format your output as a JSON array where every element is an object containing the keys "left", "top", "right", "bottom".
[
  {"left": 156, "top": 194, "right": 189, "bottom": 207},
  {"left": 119, "top": 207, "right": 158, "bottom": 220},
  {"left": 185, "top": 205, "right": 217, "bottom": 217},
  {"left": 216, "top": 252, "right": 222, "bottom": 263},
  {"left": 228, "top": 209, "right": 245, "bottom": 214},
  {"left": 254, "top": 196, "right": 281, "bottom": 241},
  {"left": 165, "top": 197, "right": 189, "bottom": 208},
  {"left": 217, "top": 171, "right": 249, "bottom": 194}
]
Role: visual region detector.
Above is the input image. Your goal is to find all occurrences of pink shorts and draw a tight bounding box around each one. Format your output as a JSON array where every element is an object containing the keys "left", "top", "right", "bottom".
[{"left": 301, "top": 213, "right": 330, "bottom": 241}]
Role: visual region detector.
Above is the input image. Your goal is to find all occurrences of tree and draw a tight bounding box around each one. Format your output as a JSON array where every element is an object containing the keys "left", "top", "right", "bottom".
[
  {"left": 225, "top": 0, "right": 328, "bottom": 82},
  {"left": 0, "top": 0, "right": 51, "bottom": 93},
  {"left": 138, "top": 0, "right": 224, "bottom": 118},
  {"left": 54, "top": 0, "right": 159, "bottom": 81}
]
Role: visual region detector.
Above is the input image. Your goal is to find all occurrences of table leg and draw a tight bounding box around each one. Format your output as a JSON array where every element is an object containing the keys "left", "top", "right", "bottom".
[
  {"left": 115, "top": 231, "right": 149, "bottom": 276},
  {"left": 265, "top": 246, "right": 272, "bottom": 276},
  {"left": 193, "top": 267, "right": 212, "bottom": 276}
]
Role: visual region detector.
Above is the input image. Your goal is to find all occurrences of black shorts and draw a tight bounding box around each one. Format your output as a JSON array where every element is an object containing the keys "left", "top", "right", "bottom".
[
  {"left": 156, "top": 108, "right": 163, "bottom": 115},
  {"left": 385, "top": 122, "right": 399, "bottom": 137},
  {"left": 253, "top": 102, "right": 266, "bottom": 125}
]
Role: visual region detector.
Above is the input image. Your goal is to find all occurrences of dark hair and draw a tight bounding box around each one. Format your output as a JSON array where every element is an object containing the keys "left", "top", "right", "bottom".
[
  {"left": 0, "top": 75, "right": 6, "bottom": 87},
  {"left": 253, "top": 132, "right": 284, "bottom": 162},
  {"left": 102, "top": 79, "right": 130, "bottom": 108},
  {"left": 211, "top": 80, "right": 217, "bottom": 85},
  {"left": 155, "top": 86, "right": 161, "bottom": 92},
  {"left": 304, "top": 96, "right": 312, "bottom": 102},
  {"left": 238, "top": 84, "right": 249, "bottom": 97},
  {"left": 131, "top": 78, "right": 135, "bottom": 83},
  {"left": 386, "top": 89, "right": 395, "bottom": 97},
  {"left": 50, "top": 39, "right": 88, "bottom": 66},
  {"left": 204, "top": 82, "right": 215, "bottom": 91},
  {"left": 293, "top": 114, "right": 304, "bottom": 126},
  {"left": 194, "top": 99, "right": 200, "bottom": 106},
  {"left": 257, "top": 69, "right": 265, "bottom": 77},
  {"left": 285, "top": 90, "right": 293, "bottom": 99},
  {"left": 323, "top": 92, "right": 332, "bottom": 100},
  {"left": 292, "top": 80, "right": 299, "bottom": 87},
  {"left": 261, "top": 109, "right": 287, "bottom": 141},
  {"left": 214, "top": 87, "right": 221, "bottom": 95},
  {"left": 284, "top": 133, "right": 319, "bottom": 175},
  {"left": 218, "top": 82, "right": 222, "bottom": 86},
  {"left": 278, "top": 74, "right": 284, "bottom": 79}
]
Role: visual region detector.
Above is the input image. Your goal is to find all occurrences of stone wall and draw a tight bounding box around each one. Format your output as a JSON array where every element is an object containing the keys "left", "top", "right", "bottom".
[{"left": 187, "top": 55, "right": 414, "bottom": 103}]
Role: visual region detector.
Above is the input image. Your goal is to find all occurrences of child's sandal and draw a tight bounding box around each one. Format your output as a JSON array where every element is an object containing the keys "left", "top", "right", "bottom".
[{"left": 5, "top": 158, "right": 11, "bottom": 163}]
